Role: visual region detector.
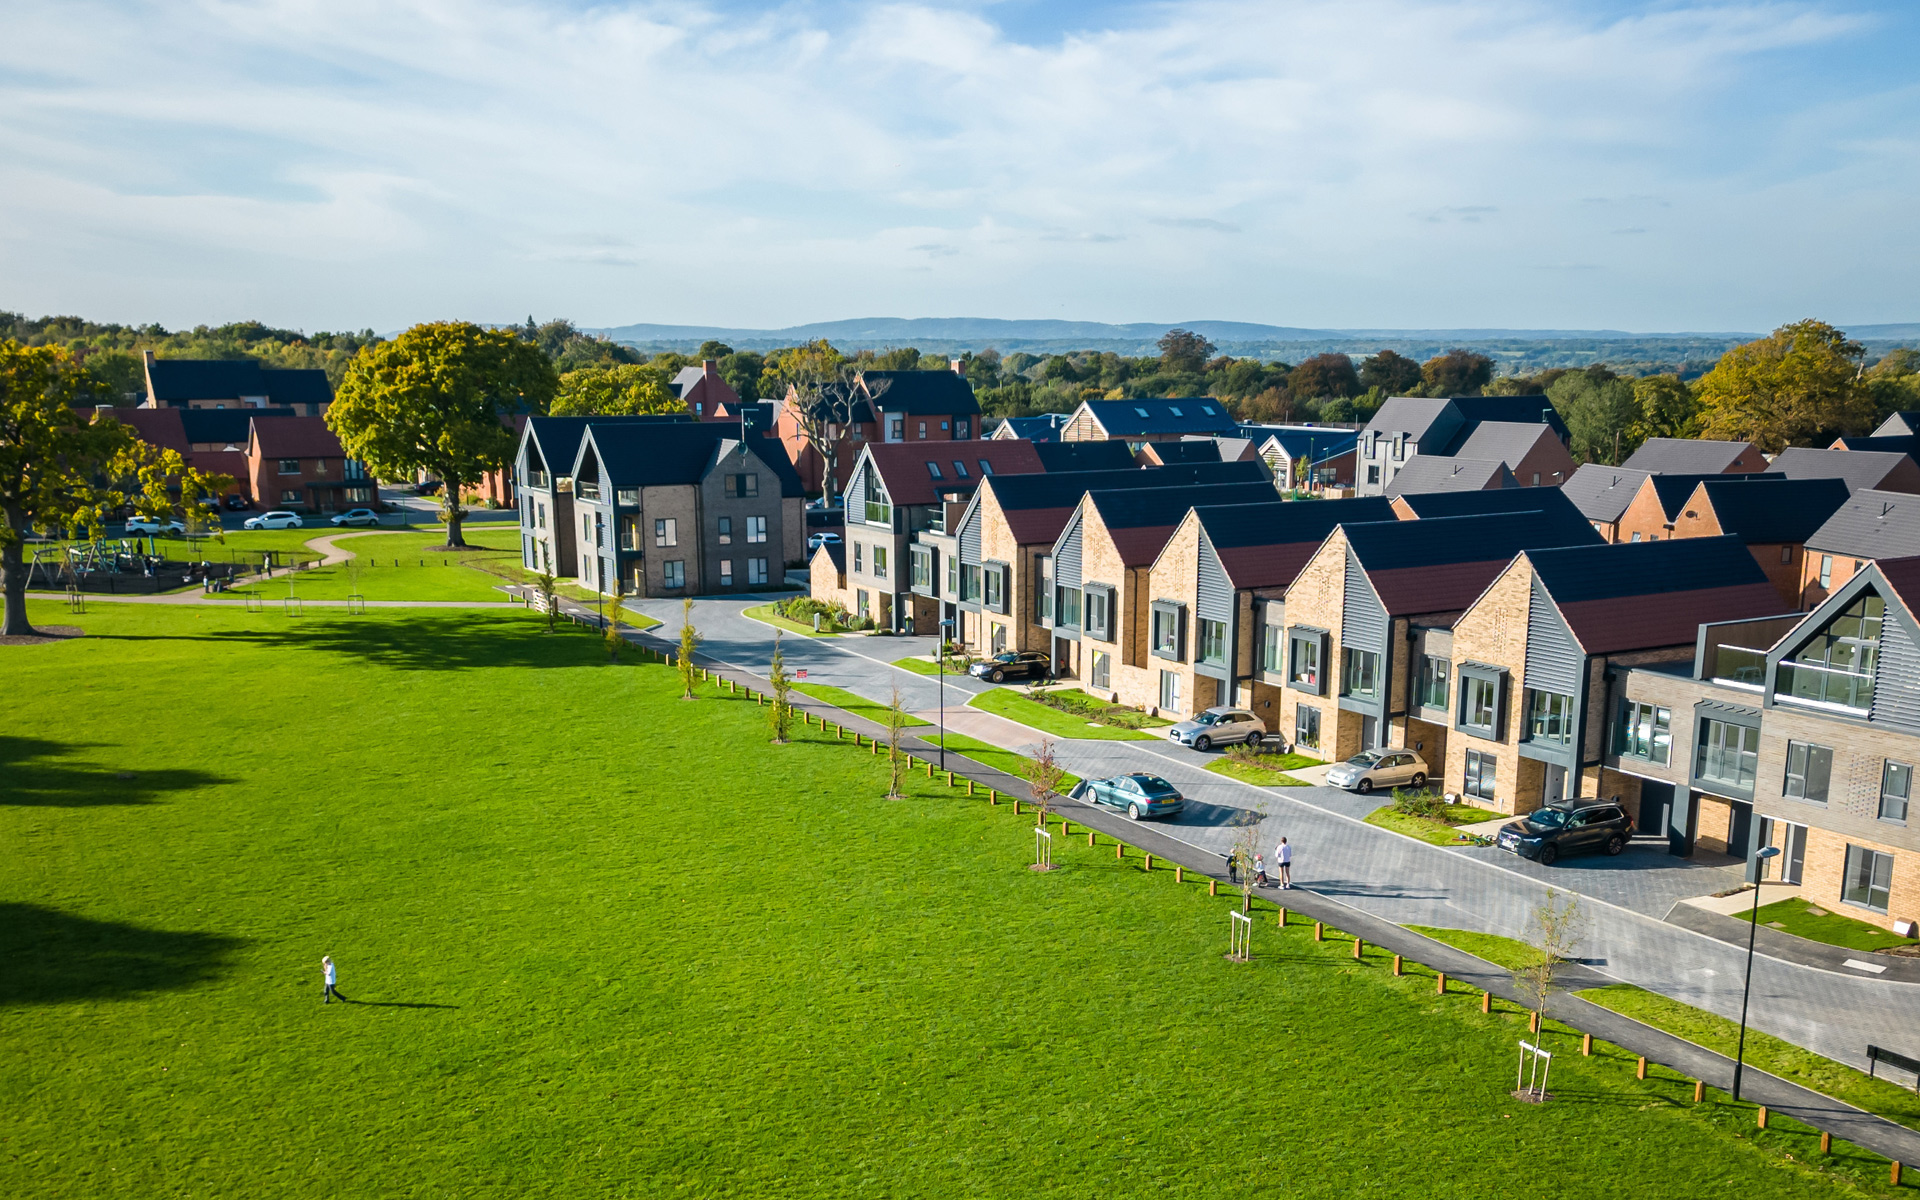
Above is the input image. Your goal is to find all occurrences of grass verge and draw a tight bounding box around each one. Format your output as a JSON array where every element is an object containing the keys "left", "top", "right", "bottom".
[
  {"left": 968, "top": 687, "right": 1155, "bottom": 741},
  {"left": 793, "top": 681, "right": 930, "bottom": 726},
  {"left": 1206, "top": 757, "right": 1315, "bottom": 787},
  {"left": 890, "top": 655, "right": 963, "bottom": 676},
  {"left": 1404, "top": 925, "right": 1543, "bottom": 971},
  {"left": 919, "top": 732, "right": 1083, "bottom": 792},
  {"left": 1735, "top": 896, "right": 1919, "bottom": 954},
  {"left": 1366, "top": 802, "right": 1501, "bottom": 846},
  {"left": 745, "top": 604, "right": 845, "bottom": 637}
]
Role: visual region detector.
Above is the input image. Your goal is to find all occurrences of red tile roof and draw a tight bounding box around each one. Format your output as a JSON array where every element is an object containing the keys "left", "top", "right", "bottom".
[
  {"left": 1110, "top": 524, "right": 1181, "bottom": 567},
  {"left": 1004, "top": 505, "right": 1079, "bottom": 546},
  {"left": 865, "top": 440, "right": 1045, "bottom": 507},
  {"left": 1368, "top": 560, "right": 1517, "bottom": 616},
  {"left": 1216, "top": 542, "right": 1321, "bottom": 591},
  {"left": 250, "top": 416, "right": 347, "bottom": 459},
  {"left": 1556, "top": 582, "right": 1788, "bottom": 654},
  {"left": 109, "top": 407, "right": 190, "bottom": 453},
  {"left": 1875, "top": 555, "right": 1920, "bottom": 617}
]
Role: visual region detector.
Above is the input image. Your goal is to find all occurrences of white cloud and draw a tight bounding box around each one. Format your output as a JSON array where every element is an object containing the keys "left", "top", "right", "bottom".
[{"left": 0, "top": 0, "right": 1912, "bottom": 331}]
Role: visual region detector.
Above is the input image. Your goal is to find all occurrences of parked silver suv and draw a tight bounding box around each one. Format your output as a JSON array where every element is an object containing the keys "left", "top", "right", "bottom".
[{"left": 1167, "top": 706, "right": 1266, "bottom": 752}]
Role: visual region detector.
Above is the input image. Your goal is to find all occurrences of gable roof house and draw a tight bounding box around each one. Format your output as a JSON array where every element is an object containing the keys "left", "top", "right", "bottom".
[
  {"left": 1274, "top": 506, "right": 1602, "bottom": 763},
  {"left": 669, "top": 360, "right": 748, "bottom": 421},
  {"left": 1247, "top": 426, "right": 1359, "bottom": 492},
  {"left": 106, "top": 406, "right": 258, "bottom": 503},
  {"left": 774, "top": 366, "right": 983, "bottom": 500},
  {"left": 945, "top": 460, "right": 1267, "bottom": 658},
  {"left": 1442, "top": 536, "right": 1789, "bottom": 820},
  {"left": 1136, "top": 439, "right": 1222, "bottom": 466},
  {"left": 1355, "top": 395, "right": 1570, "bottom": 496},
  {"left": 1560, "top": 464, "right": 1653, "bottom": 541},
  {"left": 1032, "top": 440, "right": 1138, "bottom": 472},
  {"left": 1876, "top": 413, "right": 1920, "bottom": 438},
  {"left": 1383, "top": 456, "right": 1519, "bottom": 496},
  {"left": 1389, "top": 480, "right": 1592, "bottom": 526},
  {"left": 1653, "top": 476, "right": 1852, "bottom": 608},
  {"left": 1132, "top": 496, "right": 1398, "bottom": 718},
  {"left": 1040, "top": 480, "right": 1289, "bottom": 693},
  {"left": 1613, "top": 471, "right": 1786, "bottom": 547},
  {"left": 1059, "top": 398, "right": 1242, "bottom": 444},
  {"left": 513, "top": 414, "right": 694, "bottom": 578},
  {"left": 1768, "top": 446, "right": 1920, "bottom": 495},
  {"left": 246, "top": 417, "right": 373, "bottom": 514},
  {"left": 569, "top": 420, "right": 805, "bottom": 598},
  {"left": 1799, "top": 490, "right": 1920, "bottom": 610},
  {"left": 140, "top": 352, "right": 333, "bottom": 415},
  {"left": 991, "top": 413, "right": 1071, "bottom": 441},
  {"left": 1621, "top": 438, "right": 1769, "bottom": 475}
]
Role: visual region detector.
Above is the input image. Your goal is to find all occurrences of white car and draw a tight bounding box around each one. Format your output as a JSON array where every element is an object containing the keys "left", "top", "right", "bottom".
[
  {"left": 243, "top": 510, "right": 304, "bottom": 530},
  {"left": 124, "top": 515, "right": 186, "bottom": 536},
  {"left": 1324, "top": 749, "right": 1430, "bottom": 794},
  {"left": 807, "top": 532, "right": 843, "bottom": 551},
  {"left": 330, "top": 508, "right": 380, "bottom": 527}
]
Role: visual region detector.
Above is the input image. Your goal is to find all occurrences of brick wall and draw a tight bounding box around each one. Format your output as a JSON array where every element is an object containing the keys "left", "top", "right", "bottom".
[
  {"left": 1794, "top": 826, "right": 1920, "bottom": 933},
  {"left": 1083, "top": 503, "right": 1140, "bottom": 706},
  {"left": 1444, "top": 557, "right": 1535, "bottom": 814},
  {"left": 1141, "top": 513, "right": 1202, "bottom": 718},
  {"left": 1277, "top": 532, "right": 1349, "bottom": 759}
]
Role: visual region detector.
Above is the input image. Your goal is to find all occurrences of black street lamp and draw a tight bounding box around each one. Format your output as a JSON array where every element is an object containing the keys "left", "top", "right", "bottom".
[
  {"left": 1732, "top": 844, "right": 1782, "bottom": 1102},
  {"left": 938, "top": 618, "right": 954, "bottom": 770}
]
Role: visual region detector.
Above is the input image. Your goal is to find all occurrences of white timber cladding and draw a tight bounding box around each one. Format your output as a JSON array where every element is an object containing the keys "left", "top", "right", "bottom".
[
  {"left": 1054, "top": 510, "right": 1084, "bottom": 591},
  {"left": 957, "top": 496, "right": 982, "bottom": 565},
  {"left": 845, "top": 458, "right": 866, "bottom": 520},
  {"left": 1873, "top": 611, "right": 1920, "bottom": 732}
]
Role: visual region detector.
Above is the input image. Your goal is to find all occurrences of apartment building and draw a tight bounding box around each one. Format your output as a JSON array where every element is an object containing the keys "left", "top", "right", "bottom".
[
  {"left": 1355, "top": 396, "right": 1570, "bottom": 496},
  {"left": 1800, "top": 490, "right": 1920, "bottom": 609},
  {"left": 1621, "top": 438, "right": 1768, "bottom": 475},
  {"left": 513, "top": 415, "right": 690, "bottom": 578},
  {"left": 1607, "top": 556, "right": 1920, "bottom": 933}
]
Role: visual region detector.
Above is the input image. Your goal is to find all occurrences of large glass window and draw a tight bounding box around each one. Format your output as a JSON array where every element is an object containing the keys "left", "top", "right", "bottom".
[
  {"left": 1341, "top": 649, "right": 1379, "bottom": 698},
  {"left": 1883, "top": 761, "right": 1912, "bottom": 824},
  {"left": 1695, "top": 719, "right": 1759, "bottom": 791},
  {"left": 1151, "top": 607, "right": 1180, "bottom": 657},
  {"left": 1199, "top": 619, "right": 1228, "bottom": 666},
  {"left": 1085, "top": 588, "right": 1111, "bottom": 640},
  {"left": 1463, "top": 749, "right": 1497, "bottom": 801},
  {"left": 961, "top": 564, "right": 981, "bottom": 602},
  {"left": 1615, "top": 701, "right": 1671, "bottom": 764},
  {"left": 1778, "top": 593, "right": 1883, "bottom": 711},
  {"left": 948, "top": 557, "right": 959, "bottom": 598},
  {"left": 654, "top": 517, "right": 676, "bottom": 547},
  {"left": 1289, "top": 634, "right": 1320, "bottom": 690},
  {"left": 1528, "top": 691, "right": 1574, "bottom": 745},
  {"left": 1783, "top": 741, "right": 1834, "bottom": 805},
  {"left": 911, "top": 548, "right": 932, "bottom": 591},
  {"left": 1056, "top": 586, "right": 1082, "bottom": 630},
  {"left": 746, "top": 516, "right": 767, "bottom": 543},
  {"left": 1294, "top": 705, "right": 1321, "bottom": 751},
  {"left": 1262, "top": 626, "right": 1282, "bottom": 675},
  {"left": 748, "top": 558, "right": 768, "bottom": 585},
  {"left": 982, "top": 566, "right": 1001, "bottom": 610},
  {"left": 1843, "top": 845, "right": 1894, "bottom": 914},
  {"left": 1419, "top": 656, "right": 1449, "bottom": 709},
  {"left": 873, "top": 546, "right": 888, "bottom": 581},
  {"left": 864, "top": 479, "right": 891, "bottom": 526},
  {"left": 1036, "top": 556, "right": 1052, "bottom": 622},
  {"left": 1462, "top": 676, "right": 1498, "bottom": 733},
  {"left": 663, "top": 560, "right": 685, "bottom": 589}
]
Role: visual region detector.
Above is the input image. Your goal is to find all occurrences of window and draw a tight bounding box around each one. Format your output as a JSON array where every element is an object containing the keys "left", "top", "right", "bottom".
[
  {"left": 663, "top": 560, "right": 685, "bottom": 589},
  {"left": 536, "top": 500, "right": 546, "bottom": 530},
  {"left": 720, "top": 559, "right": 733, "bottom": 586},
  {"left": 854, "top": 542, "right": 864, "bottom": 573},
  {"left": 613, "top": 487, "right": 638, "bottom": 506},
  {"left": 1367, "top": 465, "right": 1380, "bottom": 485},
  {"left": 1199, "top": 619, "right": 1227, "bottom": 666},
  {"left": 1159, "top": 670, "right": 1181, "bottom": 712},
  {"left": 865, "top": 481, "right": 892, "bottom": 526},
  {"left": 918, "top": 422, "right": 927, "bottom": 439},
  {"left": 1527, "top": 691, "right": 1573, "bottom": 745},
  {"left": 281, "top": 489, "right": 301, "bottom": 503},
  {"left": 1462, "top": 676, "right": 1499, "bottom": 733},
  {"left": 957, "top": 419, "right": 970, "bottom": 438},
  {"left": 948, "top": 557, "right": 959, "bottom": 597},
  {"left": 311, "top": 460, "right": 326, "bottom": 478},
  {"left": 724, "top": 473, "right": 759, "bottom": 498},
  {"left": 911, "top": 548, "right": 932, "bottom": 590},
  {"left": 858, "top": 590, "right": 870, "bottom": 619},
  {"left": 1262, "top": 626, "right": 1282, "bottom": 674},
  {"left": 888, "top": 416, "right": 904, "bottom": 440},
  {"left": 873, "top": 547, "right": 888, "bottom": 581},
  {"left": 1777, "top": 593, "right": 1882, "bottom": 710},
  {"left": 1881, "top": 761, "right": 1911, "bottom": 824},
  {"left": 1295, "top": 705, "right": 1322, "bottom": 751},
  {"left": 1630, "top": 532, "right": 1642, "bottom": 543},
  {"left": 1819, "top": 555, "right": 1833, "bottom": 588},
  {"left": 976, "top": 459, "right": 991, "bottom": 475},
  {"left": 1151, "top": 605, "right": 1181, "bottom": 659},
  {"left": 1090, "top": 650, "right": 1111, "bottom": 690},
  {"left": 1615, "top": 701, "right": 1671, "bottom": 764},
  {"left": 1288, "top": 634, "right": 1321, "bottom": 691},
  {"left": 594, "top": 511, "right": 605, "bottom": 549},
  {"left": 1463, "top": 750, "right": 1498, "bottom": 801},
  {"left": 1695, "top": 718, "right": 1759, "bottom": 791},
  {"left": 1086, "top": 587, "right": 1111, "bottom": 640},
  {"left": 1419, "top": 656, "right": 1449, "bottom": 709},
  {"left": 961, "top": 564, "right": 981, "bottom": 602},
  {"left": 991, "top": 623, "right": 1007, "bottom": 653},
  {"left": 1169, "top": 406, "right": 1183, "bottom": 416},
  {"left": 1055, "top": 585, "right": 1081, "bottom": 629},
  {"left": 618, "top": 517, "right": 637, "bottom": 551},
  {"left": 655, "top": 518, "right": 677, "bottom": 547},
  {"left": 747, "top": 516, "right": 767, "bottom": 544},
  {"left": 1843, "top": 845, "right": 1894, "bottom": 914},
  {"left": 927, "top": 461, "right": 943, "bottom": 479},
  {"left": 1781, "top": 545, "right": 1794, "bottom": 564},
  {"left": 952, "top": 461, "right": 968, "bottom": 478},
  {"left": 1036, "top": 556, "right": 1052, "bottom": 622},
  {"left": 1341, "top": 648, "right": 1379, "bottom": 698},
  {"left": 1783, "top": 740, "right": 1834, "bottom": 805},
  {"left": 278, "top": 458, "right": 300, "bottom": 474},
  {"left": 749, "top": 558, "right": 768, "bottom": 585},
  {"left": 982, "top": 565, "right": 1000, "bottom": 609},
  {"left": 718, "top": 516, "right": 732, "bottom": 544}
]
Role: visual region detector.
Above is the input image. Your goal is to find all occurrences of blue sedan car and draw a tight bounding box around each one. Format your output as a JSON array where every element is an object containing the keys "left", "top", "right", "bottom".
[{"left": 1074, "top": 773, "right": 1184, "bottom": 821}]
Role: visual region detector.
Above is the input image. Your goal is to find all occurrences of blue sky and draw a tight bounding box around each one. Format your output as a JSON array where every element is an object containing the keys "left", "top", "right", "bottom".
[{"left": 1, "top": 0, "right": 1915, "bottom": 334}]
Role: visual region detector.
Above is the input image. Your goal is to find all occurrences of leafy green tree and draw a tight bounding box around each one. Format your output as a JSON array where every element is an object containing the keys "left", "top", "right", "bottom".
[
  {"left": 327, "top": 322, "right": 557, "bottom": 549},
  {"left": 1694, "top": 320, "right": 1876, "bottom": 452},
  {"left": 552, "top": 364, "right": 683, "bottom": 417},
  {"left": 0, "top": 343, "right": 133, "bottom": 635},
  {"left": 1628, "top": 374, "right": 1698, "bottom": 443},
  {"left": 1157, "top": 329, "right": 1215, "bottom": 375},
  {"left": 1419, "top": 349, "right": 1494, "bottom": 397},
  {"left": 1287, "top": 353, "right": 1360, "bottom": 400},
  {"left": 1547, "top": 370, "right": 1639, "bottom": 464},
  {"left": 718, "top": 351, "right": 766, "bottom": 401},
  {"left": 1359, "top": 349, "right": 1423, "bottom": 395},
  {"left": 1866, "top": 349, "right": 1920, "bottom": 422},
  {"left": 697, "top": 340, "right": 734, "bottom": 360}
]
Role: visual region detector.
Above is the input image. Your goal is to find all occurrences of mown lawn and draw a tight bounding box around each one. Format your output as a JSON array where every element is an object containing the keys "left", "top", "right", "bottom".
[
  {"left": 228, "top": 527, "right": 521, "bottom": 603},
  {"left": 968, "top": 687, "right": 1155, "bottom": 741},
  {"left": 0, "top": 600, "right": 1907, "bottom": 1199},
  {"left": 919, "top": 731, "right": 1082, "bottom": 793},
  {"left": 745, "top": 604, "right": 847, "bottom": 637},
  {"left": 1206, "top": 754, "right": 1320, "bottom": 787},
  {"left": 793, "top": 681, "right": 930, "bottom": 727},
  {"left": 1406, "top": 924, "right": 1545, "bottom": 971},
  {"left": 1367, "top": 801, "right": 1502, "bottom": 846},
  {"left": 1735, "top": 896, "right": 1919, "bottom": 954}
]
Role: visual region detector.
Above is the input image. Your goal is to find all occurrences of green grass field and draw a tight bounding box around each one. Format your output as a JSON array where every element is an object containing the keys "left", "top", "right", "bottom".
[
  {"left": 792, "top": 681, "right": 930, "bottom": 726},
  {"left": 1735, "top": 896, "right": 1919, "bottom": 953},
  {"left": 0, "top": 601, "right": 1906, "bottom": 1198},
  {"left": 919, "top": 731, "right": 1082, "bottom": 792},
  {"left": 1405, "top": 925, "right": 1545, "bottom": 971},
  {"left": 968, "top": 688, "right": 1156, "bottom": 741},
  {"left": 227, "top": 527, "right": 521, "bottom": 603},
  {"left": 745, "top": 603, "right": 846, "bottom": 637}
]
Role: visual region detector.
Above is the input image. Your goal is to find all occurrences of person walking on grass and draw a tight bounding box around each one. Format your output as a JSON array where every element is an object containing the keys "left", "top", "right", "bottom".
[
  {"left": 322, "top": 955, "right": 346, "bottom": 1004},
  {"left": 1275, "top": 837, "right": 1293, "bottom": 889}
]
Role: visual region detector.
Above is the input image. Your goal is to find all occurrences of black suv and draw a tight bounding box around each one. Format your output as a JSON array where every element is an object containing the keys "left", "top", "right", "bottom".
[
  {"left": 968, "top": 651, "right": 1051, "bottom": 684},
  {"left": 1496, "top": 801, "right": 1634, "bottom": 865}
]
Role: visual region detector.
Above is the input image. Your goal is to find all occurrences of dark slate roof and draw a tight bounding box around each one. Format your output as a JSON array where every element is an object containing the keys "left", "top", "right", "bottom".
[
  {"left": 1087, "top": 482, "right": 1281, "bottom": 566},
  {"left": 1342, "top": 508, "right": 1603, "bottom": 615},
  {"left": 1449, "top": 421, "right": 1558, "bottom": 468},
  {"left": 1362, "top": 397, "right": 1457, "bottom": 441},
  {"left": 1805, "top": 490, "right": 1920, "bottom": 559},
  {"left": 1645, "top": 471, "right": 1784, "bottom": 522},
  {"left": 1620, "top": 438, "right": 1758, "bottom": 474},
  {"left": 994, "top": 414, "right": 1068, "bottom": 442},
  {"left": 1524, "top": 536, "right": 1786, "bottom": 654},
  {"left": 146, "top": 358, "right": 332, "bottom": 407},
  {"left": 1697, "top": 477, "right": 1850, "bottom": 544},
  {"left": 521, "top": 414, "right": 690, "bottom": 478},
  {"left": 1143, "top": 440, "right": 1222, "bottom": 464},
  {"left": 861, "top": 370, "right": 980, "bottom": 416},
  {"left": 1770, "top": 446, "right": 1919, "bottom": 492},
  {"left": 1875, "top": 413, "right": 1920, "bottom": 438},
  {"left": 1443, "top": 396, "right": 1568, "bottom": 443},
  {"left": 1192, "top": 496, "right": 1399, "bottom": 590},
  {"left": 1077, "top": 398, "right": 1240, "bottom": 437},
  {"left": 1249, "top": 426, "right": 1358, "bottom": 462},
  {"left": 1560, "top": 464, "right": 1651, "bottom": 524},
  {"left": 1393, "top": 484, "right": 1586, "bottom": 525},
  {"left": 861, "top": 440, "right": 1046, "bottom": 507},
  {"left": 583, "top": 420, "right": 801, "bottom": 493},
  {"left": 1833, "top": 435, "right": 1920, "bottom": 460},
  {"left": 1033, "top": 440, "right": 1137, "bottom": 472},
  {"left": 179, "top": 407, "right": 296, "bottom": 446},
  {"left": 259, "top": 368, "right": 334, "bottom": 407},
  {"left": 1384, "top": 456, "right": 1517, "bottom": 496},
  {"left": 1876, "top": 555, "right": 1920, "bottom": 616},
  {"left": 987, "top": 460, "right": 1266, "bottom": 545}
]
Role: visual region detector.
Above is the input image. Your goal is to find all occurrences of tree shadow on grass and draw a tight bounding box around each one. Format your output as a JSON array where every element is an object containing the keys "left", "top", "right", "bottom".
[
  {"left": 0, "top": 902, "right": 244, "bottom": 1006},
  {"left": 94, "top": 611, "right": 627, "bottom": 672},
  {"left": 1, "top": 736, "right": 236, "bottom": 806}
]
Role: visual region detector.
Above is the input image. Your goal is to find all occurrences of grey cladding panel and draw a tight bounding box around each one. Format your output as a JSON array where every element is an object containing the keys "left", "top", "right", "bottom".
[
  {"left": 1056, "top": 513, "right": 1083, "bottom": 590},
  {"left": 1342, "top": 553, "right": 1387, "bottom": 652},
  {"left": 1197, "top": 532, "right": 1232, "bottom": 623},
  {"left": 845, "top": 462, "right": 866, "bottom": 519},
  {"left": 958, "top": 502, "right": 982, "bottom": 565},
  {"left": 1524, "top": 582, "right": 1583, "bottom": 698},
  {"left": 1872, "top": 614, "right": 1920, "bottom": 733}
]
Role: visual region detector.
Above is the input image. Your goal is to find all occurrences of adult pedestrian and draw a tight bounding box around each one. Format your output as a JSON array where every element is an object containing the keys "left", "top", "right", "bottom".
[
  {"left": 322, "top": 955, "right": 346, "bottom": 1004},
  {"left": 1275, "top": 837, "right": 1293, "bottom": 889}
]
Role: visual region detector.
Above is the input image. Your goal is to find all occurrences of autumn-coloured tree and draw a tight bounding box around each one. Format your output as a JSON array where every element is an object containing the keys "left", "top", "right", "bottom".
[
  {"left": 1694, "top": 320, "right": 1876, "bottom": 453},
  {"left": 1419, "top": 349, "right": 1494, "bottom": 397},
  {"left": 551, "top": 364, "right": 685, "bottom": 417},
  {"left": 1287, "top": 353, "right": 1360, "bottom": 400},
  {"left": 1157, "top": 329, "right": 1216, "bottom": 375},
  {"left": 1359, "top": 349, "right": 1424, "bottom": 395}
]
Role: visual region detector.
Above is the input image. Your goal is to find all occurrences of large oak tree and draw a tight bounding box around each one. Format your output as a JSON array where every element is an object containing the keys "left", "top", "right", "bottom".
[
  {"left": 1694, "top": 320, "right": 1875, "bottom": 453},
  {"left": 327, "top": 322, "right": 558, "bottom": 548}
]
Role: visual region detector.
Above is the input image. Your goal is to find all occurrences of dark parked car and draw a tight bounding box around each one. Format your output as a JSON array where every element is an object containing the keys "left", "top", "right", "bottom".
[
  {"left": 968, "top": 651, "right": 1050, "bottom": 684},
  {"left": 223, "top": 494, "right": 251, "bottom": 511},
  {"left": 1496, "top": 801, "right": 1634, "bottom": 865},
  {"left": 415, "top": 479, "right": 444, "bottom": 496},
  {"left": 1074, "top": 773, "right": 1184, "bottom": 821}
]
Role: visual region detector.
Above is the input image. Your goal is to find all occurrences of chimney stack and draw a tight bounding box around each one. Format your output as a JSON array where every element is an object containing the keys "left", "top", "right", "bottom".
[
  {"left": 703, "top": 359, "right": 719, "bottom": 375},
  {"left": 142, "top": 349, "right": 156, "bottom": 367},
  {"left": 951, "top": 357, "right": 965, "bottom": 375}
]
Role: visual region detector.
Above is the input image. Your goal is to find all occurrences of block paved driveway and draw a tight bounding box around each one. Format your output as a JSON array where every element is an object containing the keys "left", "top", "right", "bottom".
[{"left": 641, "top": 597, "right": 1920, "bottom": 1072}]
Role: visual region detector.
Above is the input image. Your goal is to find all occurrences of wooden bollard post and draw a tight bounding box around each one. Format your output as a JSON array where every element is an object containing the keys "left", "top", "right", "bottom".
[
  {"left": 1583, "top": 1034, "right": 1594, "bottom": 1056},
  {"left": 1756, "top": 1106, "right": 1768, "bottom": 1130},
  {"left": 946, "top": 771, "right": 955, "bottom": 787},
  {"left": 1392, "top": 954, "right": 1402, "bottom": 976},
  {"left": 988, "top": 790, "right": 998, "bottom": 806},
  {"left": 1635, "top": 1056, "right": 1647, "bottom": 1080},
  {"left": 1481, "top": 991, "right": 1492, "bottom": 1014},
  {"left": 924, "top": 760, "right": 934, "bottom": 776},
  {"left": 1529, "top": 1011, "right": 1541, "bottom": 1034},
  {"left": 1013, "top": 798, "right": 1021, "bottom": 815},
  {"left": 1208, "top": 879, "right": 1217, "bottom": 897},
  {"left": 1693, "top": 1080, "right": 1705, "bottom": 1103},
  {"left": 1086, "top": 830, "right": 1095, "bottom": 848},
  {"left": 1277, "top": 906, "right": 1288, "bottom": 927},
  {"left": 1174, "top": 866, "right": 1183, "bottom": 884},
  {"left": 1353, "top": 937, "right": 1364, "bottom": 960},
  {"left": 1313, "top": 921, "right": 1324, "bottom": 942},
  {"left": 1819, "top": 1130, "right": 1831, "bottom": 1154},
  {"left": 1143, "top": 853, "right": 1153, "bottom": 871},
  {"left": 967, "top": 778, "right": 975, "bottom": 794},
  {"left": 1893, "top": 1161, "right": 1903, "bottom": 1187},
  {"left": 1436, "top": 972, "right": 1447, "bottom": 995},
  {"left": 1115, "top": 842, "right": 1123, "bottom": 859}
]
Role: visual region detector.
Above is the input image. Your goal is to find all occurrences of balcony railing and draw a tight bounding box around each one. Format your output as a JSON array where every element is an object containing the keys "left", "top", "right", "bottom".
[
  {"left": 1777, "top": 660, "right": 1873, "bottom": 711},
  {"left": 525, "top": 469, "right": 550, "bottom": 490},
  {"left": 577, "top": 481, "right": 602, "bottom": 501},
  {"left": 1709, "top": 644, "right": 1768, "bottom": 686}
]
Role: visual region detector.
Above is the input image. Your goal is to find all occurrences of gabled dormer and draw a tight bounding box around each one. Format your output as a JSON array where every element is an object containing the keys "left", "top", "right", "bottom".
[{"left": 1765, "top": 557, "right": 1920, "bottom": 730}]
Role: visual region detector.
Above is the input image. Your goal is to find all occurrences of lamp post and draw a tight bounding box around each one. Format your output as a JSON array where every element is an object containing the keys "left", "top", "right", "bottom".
[
  {"left": 1732, "top": 844, "right": 1782, "bottom": 1102},
  {"left": 938, "top": 618, "right": 954, "bottom": 770}
]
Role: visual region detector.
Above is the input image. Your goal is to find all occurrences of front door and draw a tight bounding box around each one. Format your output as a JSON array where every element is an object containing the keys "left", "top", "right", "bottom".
[
  {"left": 1359, "top": 714, "right": 1378, "bottom": 750},
  {"left": 1542, "top": 763, "right": 1568, "bottom": 805},
  {"left": 1728, "top": 801, "right": 1754, "bottom": 860}
]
